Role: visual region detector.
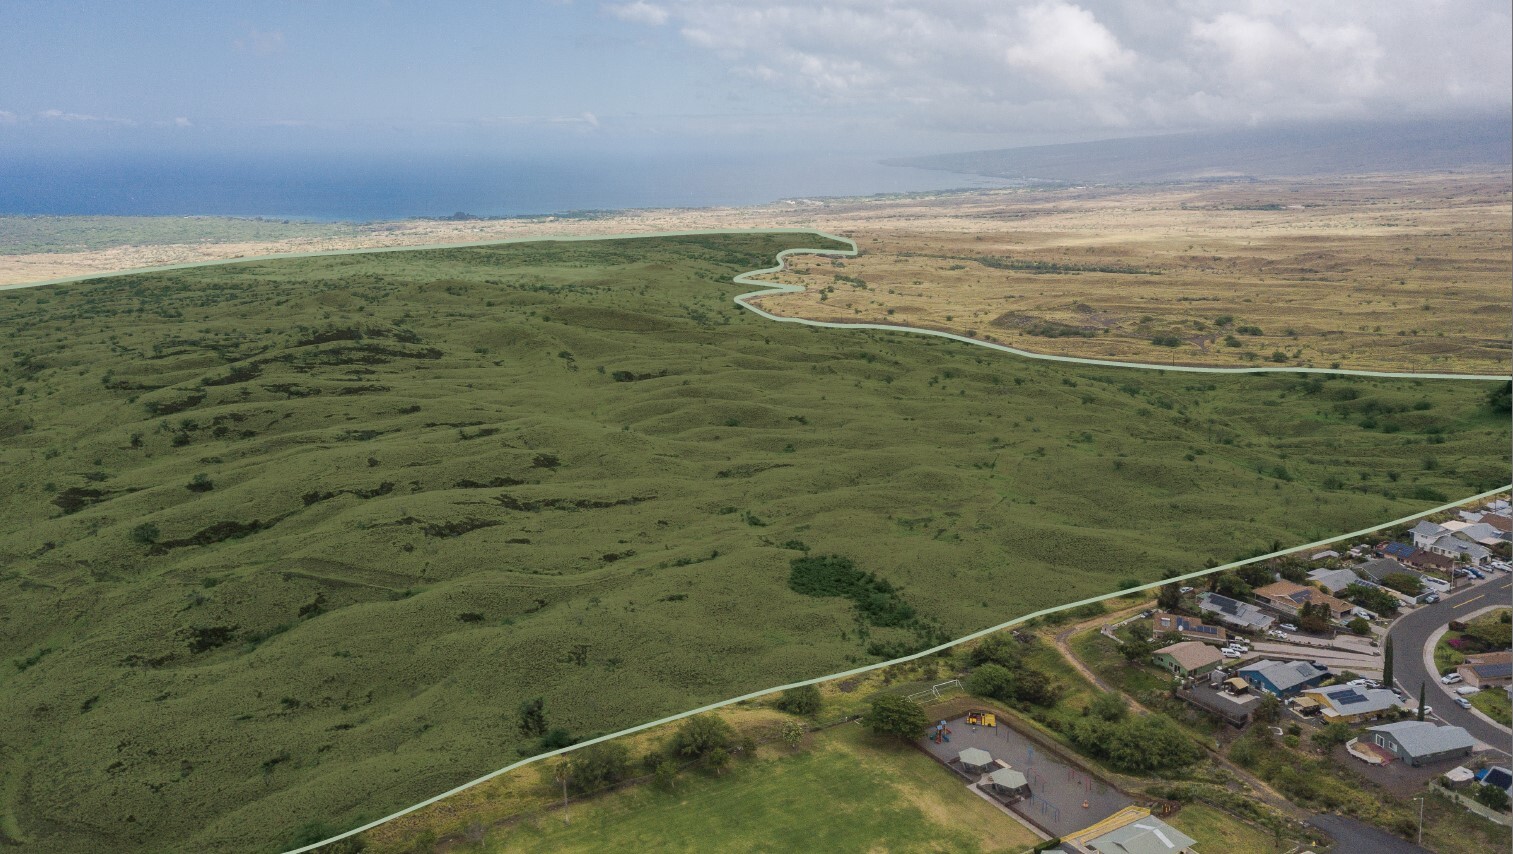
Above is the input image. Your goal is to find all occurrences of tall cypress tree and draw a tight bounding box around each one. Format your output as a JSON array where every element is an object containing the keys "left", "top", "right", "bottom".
[
  {"left": 1382, "top": 636, "right": 1395, "bottom": 688},
  {"left": 1417, "top": 683, "right": 1426, "bottom": 722}
]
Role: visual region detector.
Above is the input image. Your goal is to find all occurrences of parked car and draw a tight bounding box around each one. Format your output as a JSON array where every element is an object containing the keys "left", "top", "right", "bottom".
[
  {"left": 1266, "top": 629, "right": 1287, "bottom": 640},
  {"left": 1442, "top": 672, "right": 1463, "bottom": 684},
  {"left": 1365, "top": 679, "right": 1382, "bottom": 689},
  {"left": 1423, "top": 593, "right": 1441, "bottom": 604},
  {"left": 1456, "top": 686, "right": 1481, "bottom": 696},
  {"left": 1455, "top": 697, "right": 1473, "bottom": 709},
  {"left": 1279, "top": 623, "right": 1298, "bottom": 633},
  {"left": 1466, "top": 568, "right": 1485, "bottom": 580},
  {"left": 1347, "top": 678, "right": 1369, "bottom": 688},
  {"left": 1179, "top": 586, "right": 1194, "bottom": 594}
]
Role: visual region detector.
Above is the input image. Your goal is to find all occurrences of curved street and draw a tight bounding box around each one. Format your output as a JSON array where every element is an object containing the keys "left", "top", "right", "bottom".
[{"left": 1386, "top": 572, "right": 1511, "bottom": 757}]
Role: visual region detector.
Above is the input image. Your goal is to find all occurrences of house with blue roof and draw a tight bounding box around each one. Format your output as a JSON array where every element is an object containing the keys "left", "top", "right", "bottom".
[{"left": 1237, "top": 659, "right": 1330, "bottom": 697}]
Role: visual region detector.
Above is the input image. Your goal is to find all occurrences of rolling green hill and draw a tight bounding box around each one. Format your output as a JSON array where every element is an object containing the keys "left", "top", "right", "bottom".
[{"left": 0, "top": 233, "right": 1505, "bottom": 852}]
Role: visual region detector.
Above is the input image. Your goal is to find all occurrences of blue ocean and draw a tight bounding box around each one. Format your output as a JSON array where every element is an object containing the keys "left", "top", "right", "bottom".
[{"left": 0, "top": 150, "right": 1011, "bottom": 221}]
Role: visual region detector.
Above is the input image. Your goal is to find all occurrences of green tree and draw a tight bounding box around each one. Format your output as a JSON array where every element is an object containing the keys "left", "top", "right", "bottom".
[
  {"left": 1382, "top": 635, "right": 1394, "bottom": 687},
  {"left": 653, "top": 759, "right": 678, "bottom": 792},
  {"left": 1157, "top": 581, "right": 1183, "bottom": 611},
  {"left": 1120, "top": 634, "right": 1155, "bottom": 664},
  {"left": 705, "top": 747, "right": 732, "bottom": 776},
  {"left": 1417, "top": 683, "right": 1426, "bottom": 722},
  {"left": 1311, "top": 722, "right": 1354, "bottom": 753},
  {"left": 1475, "top": 783, "right": 1511, "bottom": 811},
  {"left": 517, "top": 697, "right": 547, "bottom": 738},
  {"left": 1087, "top": 691, "right": 1128, "bottom": 722},
  {"left": 130, "top": 522, "right": 160, "bottom": 545},
  {"left": 671, "top": 714, "right": 735, "bottom": 758},
  {"left": 967, "top": 662, "right": 1015, "bottom": 700},
  {"left": 1347, "top": 617, "right": 1371, "bottom": 635},
  {"left": 1255, "top": 693, "right": 1281, "bottom": 724},
  {"left": 774, "top": 684, "right": 822, "bottom": 717},
  {"left": 563, "top": 742, "right": 630, "bottom": 794},
  {"left": 863, "top": 694, "right": 928, "bottom": 741},
  {"left": 780, "top": 719, "right": 805, "bottom": 750}
]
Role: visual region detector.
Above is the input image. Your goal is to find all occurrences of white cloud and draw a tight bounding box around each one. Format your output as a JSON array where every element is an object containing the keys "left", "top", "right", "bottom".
[
  {"left": 602, "top": 0, "right": 1511, "bottom": 135},
  {"left": 39, "top": 108, "right": 137, "bottom": 125},
  {"left": 0, "top": 110, "right": 16, "bottom": 124},
  {"left": 174, "top": 116, "right": 192, "bottom": 128},
  {"left": 606, "top": 2, "right": 670, "bottom": 26}
]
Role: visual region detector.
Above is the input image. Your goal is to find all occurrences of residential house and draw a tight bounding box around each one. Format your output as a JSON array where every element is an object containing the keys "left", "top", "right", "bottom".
[
  {"left": 1151, "top": 641, "right": 1222, "bottom": 678},
  {"left": 1310, "top": 549, "right": 1340, "bottom": 561},
  {"left": 1062, "top": 806, "right": 1198, "bottom": 854},
  {"left": 1379, "top": 541, "right": 1417, "bottom": 561},
  {"left": 1178, "top": 685, "right": 1259, "bottom": 727},
  {"left": 1458, "top": 651, "right": 1513, "bottom": 689},
  {"left": 1412, "top": 522, "right": 1492, "bottom": 565},
  {"left": 1354, "top": 557, "right": 1424, "bottom": 586},
  {"left": 1196, "top": 592, "right": 1275, "bottom": 632},
  {"left": 1150, "top": 612, "right": 1228, "bottom": 645},
  {"left": 1410, "top": 520, "right": 1448, "bottom": 548},
  {"left": 1307, "top": 567, "right": 1361, "bottom": 595},
  {"left": 1238, "top": 659, "right": 1330, "bottom": 697},
  {"left": 1252, "top": 580, "right": 1353, "bottom": 621},
  {"left": 1475, "top": 511, "right": 1513, "bottom": 537},
  {"left": 1441, "top": 520, "right": 1507, "bottom": 546},
  {"left": 1405, "top": 549, "right": 1456, "bottom": 575},
  {"left": 1302, "top": 684, "right": 1408, "bottom": 723},
  {"left": 1365, "top": 721, "right": 1475, "bottom": 766}
]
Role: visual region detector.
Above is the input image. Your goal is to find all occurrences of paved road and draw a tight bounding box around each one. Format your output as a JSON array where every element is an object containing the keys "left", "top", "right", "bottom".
[
  {"left": 1307, "top": 813, "right": 1430, "bottom": 854},
  {"left": 1386, "top": 572, "right": 1511, "bottom": 756}
]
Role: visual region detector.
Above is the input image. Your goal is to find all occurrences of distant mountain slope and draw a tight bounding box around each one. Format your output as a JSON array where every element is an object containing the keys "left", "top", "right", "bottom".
[{"left": 888, "top": 115, "right": 1512, "bottom": 184}]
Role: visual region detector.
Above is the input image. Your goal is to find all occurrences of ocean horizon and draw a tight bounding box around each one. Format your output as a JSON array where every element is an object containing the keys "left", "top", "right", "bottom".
[{"left": 0, "top": 150, "right": 1015, "bottom": 222}]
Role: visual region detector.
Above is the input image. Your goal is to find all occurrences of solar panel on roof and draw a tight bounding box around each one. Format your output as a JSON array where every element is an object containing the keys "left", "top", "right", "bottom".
[{"left": 1337, "top": 692, "right": 1369, "bottom": 705}]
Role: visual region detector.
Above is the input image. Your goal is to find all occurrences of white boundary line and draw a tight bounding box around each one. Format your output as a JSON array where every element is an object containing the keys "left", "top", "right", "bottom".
[
  {"left": 5, "top": 229, "right": 1499, "bottom": 849},
  {"left": 257, "top": 231, "right": 1500, "bottom": 854},
  {"left": 729, "top": 235, "right": 1511, "bottom": 381},
  {"left": 4, "top": 228, "right": 1508, "bottom": 381},
  {"left": 288, "top": 485, "right": 1509, "bottom": 853}
]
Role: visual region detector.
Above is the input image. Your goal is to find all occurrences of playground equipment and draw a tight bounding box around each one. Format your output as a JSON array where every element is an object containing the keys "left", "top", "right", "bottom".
[
  {"left": 965, "top": 710, "right": 997, "bottom": 727},
  {"left": 930, "top": 720, "right": 953, "bottom": 744}
]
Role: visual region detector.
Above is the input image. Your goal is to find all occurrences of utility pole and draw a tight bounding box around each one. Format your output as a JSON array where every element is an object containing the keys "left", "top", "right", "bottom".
[{"left": 1414, "top": 795, "right": 1424, "bottom": 846}]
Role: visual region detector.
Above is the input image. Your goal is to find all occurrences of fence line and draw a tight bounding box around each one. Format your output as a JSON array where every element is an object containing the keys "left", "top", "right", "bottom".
[{"left": 290, "top": 483, "right": 1510, "bottom": 852}]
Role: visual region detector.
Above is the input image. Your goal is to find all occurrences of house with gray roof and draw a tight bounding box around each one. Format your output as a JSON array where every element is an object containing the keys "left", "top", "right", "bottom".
[
  {"left": 1354, "top": 557, "right": 1424, "bottom": 586},
  {"left": 1366, "top": 721, "right": 1475, "bottom": 766},
  {"left": 1443, "top": 521, "right": 1507, "bottom": 546},
  {"left": 1410, "top": 520, "right": 1447, "bottom": 548},
  {"left": 1423, "top": 533, "right": 1491, "bottom": 565},
  {"left": 1083, "top": 815, "right": 1198, "bottom": 854},
  {"left": 1196, "top": 592, "right": 1274, "bottom": 631},
  {"left": 1303, "top": 684, "right": 1408, "bottom": 722},
  {"left": 1238, "top": 659, "right": 1330, "bottom": 697},
  {"left": 1307, "top": 567, "right": 1362, "bottom": 595}
]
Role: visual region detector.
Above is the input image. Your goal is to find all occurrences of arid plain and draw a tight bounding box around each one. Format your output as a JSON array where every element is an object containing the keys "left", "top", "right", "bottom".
[{"left": 3, "top": 171, "right": 1508, "bottom": 375}]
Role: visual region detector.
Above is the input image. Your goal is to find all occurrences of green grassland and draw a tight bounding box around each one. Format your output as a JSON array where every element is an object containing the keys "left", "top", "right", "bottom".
[
  {"left": 0, "top": 215, "right": 366, "bottom": 255},
  {"left": 0, "top": 233, "right": 1506, "bottom": 853},
  {"left": 477, "top": 723, "right": 1041, "bottom": 853}
]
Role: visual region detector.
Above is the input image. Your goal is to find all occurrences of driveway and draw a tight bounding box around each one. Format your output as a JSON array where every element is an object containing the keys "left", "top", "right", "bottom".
[
  {"left": 1385, "top": 572, "right": 1511, "bottom": 757},
  {"left": 1307, "top": 813, "right": 1429, "bottom": 854}
]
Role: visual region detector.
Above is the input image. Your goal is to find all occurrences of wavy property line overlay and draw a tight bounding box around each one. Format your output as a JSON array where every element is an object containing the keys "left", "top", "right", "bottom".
[
  {"left": 285, "top": 479, "right": 1510, "bottom": 854},
  {"left": 1, "top": 230, "right": 1501, "bottom": 850},
  {"left": 730, "top": 234, "right": 1512, "bottom": 381},
  {"left": 6, "top": 228, "right": 1509, "bottom": 381}
]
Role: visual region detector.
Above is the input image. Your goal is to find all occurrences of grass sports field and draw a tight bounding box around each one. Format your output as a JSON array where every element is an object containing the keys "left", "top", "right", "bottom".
[
  {"left": 474, "top": 722, "right": 1042, "bottom": 853},
  {"left": 0, "top": 232, "right": 1507, "bottom": 852}
]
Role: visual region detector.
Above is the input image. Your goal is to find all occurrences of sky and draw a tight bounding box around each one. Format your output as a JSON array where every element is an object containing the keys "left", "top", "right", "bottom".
[{"left": 2, "top": 0, "right": 1509, "bottom": 159}]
